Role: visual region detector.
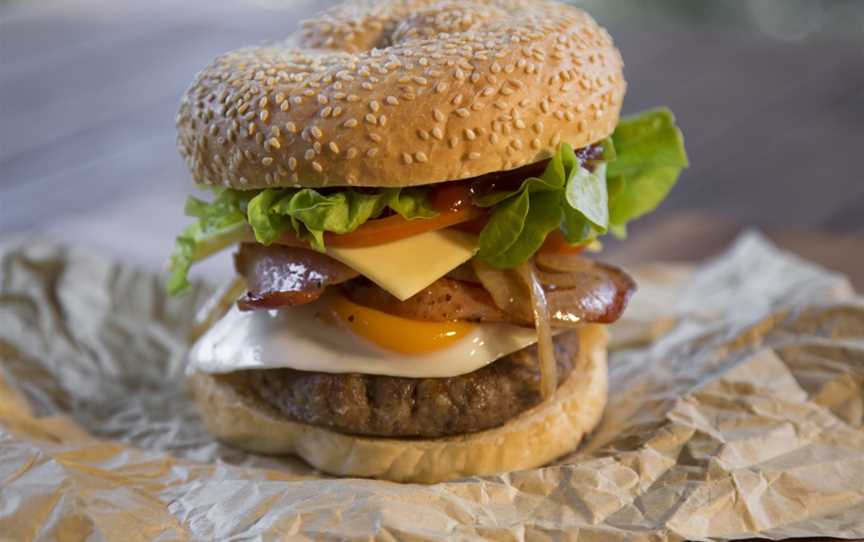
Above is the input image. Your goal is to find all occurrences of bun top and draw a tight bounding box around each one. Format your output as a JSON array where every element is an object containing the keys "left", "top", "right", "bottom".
[{"left": 177, "top": 0, "right": 625, "bottom": 189}]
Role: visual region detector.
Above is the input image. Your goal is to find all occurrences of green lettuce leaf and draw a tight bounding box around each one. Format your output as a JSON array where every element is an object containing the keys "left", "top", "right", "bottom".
[
  {"left": 565, "top": 162, "right": 608, "bottom": 232},
  {"left": 383, "top": 187, "right": 438, "bottom": 219},
  {"left": 607, "top": 107, "right": 688, "bottom": 233},
  {"left": 248, "top": 186, "right": 437, "bottom": 250},
  {"left": 168, "top": 185, "right": 436, "bottom": 294},
  {"left": 476, "top": 142, "right": 605, "bottom": 267},
  {"left": 167, "top": 188, "right": 254, "bottom": 295}
]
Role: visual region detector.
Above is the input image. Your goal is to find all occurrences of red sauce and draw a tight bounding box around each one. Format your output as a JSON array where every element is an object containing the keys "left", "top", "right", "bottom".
[{"left": 430, "top": 181, "right": 473, "bottom": 212}]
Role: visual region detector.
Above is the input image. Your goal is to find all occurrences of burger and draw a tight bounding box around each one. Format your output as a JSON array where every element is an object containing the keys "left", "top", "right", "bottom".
[{"left": 168, "top": 0, "right": 687, "bottom": 483}]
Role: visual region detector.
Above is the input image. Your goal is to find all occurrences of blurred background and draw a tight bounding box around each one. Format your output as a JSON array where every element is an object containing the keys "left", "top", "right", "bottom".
[{"left": 1, "top": 0, "right": 862, "bottom": 284}]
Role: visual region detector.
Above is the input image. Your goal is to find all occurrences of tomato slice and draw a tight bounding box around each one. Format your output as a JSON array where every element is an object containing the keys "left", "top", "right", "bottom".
[
  {"left": 274, "top": 206, "right": 485, "bottom": 249},
  {"left": 539, "top": 230, "right": 587, "bottom": 255}
]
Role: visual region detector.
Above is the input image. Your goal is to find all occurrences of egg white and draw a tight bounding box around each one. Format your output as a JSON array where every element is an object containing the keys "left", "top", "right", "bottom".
[{"left": 188, "top": 294, "right": 540, "bottom": 378}]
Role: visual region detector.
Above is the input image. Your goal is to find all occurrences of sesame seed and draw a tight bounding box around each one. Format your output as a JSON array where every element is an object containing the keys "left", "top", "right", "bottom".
[
  {"left": 321, "top": 106, "right": 333, "bottom": 118},
  {"left": 259, "top": 110, "right": 269, "bottom": 122},
  {"left": 431, "top": 127, "right": 444, "bottom": 140},
  {"left": 310, "top": 126, "right": 323, "bottom": 139},
  {"left": 258, "top": 96, "right": 268, "bottom": 108},
  {"left": 449, "top": 136, "right": 459, "bottom": 148},
  {"left": 511, "top": 139, "right": 523, "bottom": 150},
  {"left": 312, "top": 161, "right": 323, "bottom": 173},
  {"left": 435, "top": 82, "right": 448, "bottom": 93},
  {"left": 369, "top": 100, "right": 380, "bottom": 112},
  {"left": 464, "top": 128, "right": 476, "bottom": 140},
  {"left": 267, "top": 137, "right": 281, "bottom": 149},
  {"left": 280, "top": 101, "right": 290, "bottom": 112},
  {"left": 286, "top": 122, "right": 297, "bottom": 133},
  {"left": 365, "top": 114, "right": 377, "bottom": 125},
  {"left": 304, "top": 149, "right": 316, "bottom": 161},
  {"left": 343, "top": 118, "right": 358, "bottom": 128},
  {"left": 402, "top": 153, "right": 413, "bottom": 164},
  {"left": 414, "top": 151, "right": 428, "bottom": 163},
  {"left": 468, "top": 152, "right": 481, "bottom": 160},
  {"left": 418, "top": 129, "right": 430, "bottom": 140},
  {"left": 329, "top": 142, "right": 340, "bottom": 154},
  {"left": 346, "top": 147, "right": 358, "bottom": 159},
  {"left": 433, "top": 109, "right": 445, "bottom": 122},
  {"left": 531, "top": 138, "right": 541, "bottom": 149},
  {"left": 369, "top": 133, "right": 383, "bottom": 143},
  {"left": 379, "top": 115, "right": 387, "bottom": 126},
  {"left": 262, "top": 157, "right": 274, "bottom": 166},
  {"left": 455, "top": 108, "right": 470, "bottom": 118},
  {"left": 385, "top": 96, "right": 399, "bottom": 106},
  {"left": 288, "top": 157, "right": 297, "bottom": 171},
  {"left": 367, "top": 148, "right": 378, "bottom": 157}
]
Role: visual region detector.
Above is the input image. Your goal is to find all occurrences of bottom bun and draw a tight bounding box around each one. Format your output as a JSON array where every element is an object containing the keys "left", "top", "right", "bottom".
[{"left": 189, "top": 324, "right": 609, "bottom": 483}]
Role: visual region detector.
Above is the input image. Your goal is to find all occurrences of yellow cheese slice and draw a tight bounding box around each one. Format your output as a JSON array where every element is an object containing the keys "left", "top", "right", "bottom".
[{"left": 327, "top": 229, "right": 478, "bottom": 300}]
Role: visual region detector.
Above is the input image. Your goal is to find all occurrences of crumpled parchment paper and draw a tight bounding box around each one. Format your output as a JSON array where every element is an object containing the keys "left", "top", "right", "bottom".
[{"left": 1, "top": 232, "right": 863, "bottom": 541}]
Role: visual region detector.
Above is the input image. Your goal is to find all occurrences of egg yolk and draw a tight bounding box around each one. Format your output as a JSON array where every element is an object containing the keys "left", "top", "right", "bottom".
[{"left": 330, "top": 295, "right": 474, "bottom": 354}]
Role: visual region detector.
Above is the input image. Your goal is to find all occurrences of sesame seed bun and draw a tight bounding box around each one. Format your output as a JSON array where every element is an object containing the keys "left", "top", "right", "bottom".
[
  {"left": 188, "top": 324, "right": 608, "bottom": 483},
  {"left": 176, "top": 0, "right": 625, "bottom": 189}
]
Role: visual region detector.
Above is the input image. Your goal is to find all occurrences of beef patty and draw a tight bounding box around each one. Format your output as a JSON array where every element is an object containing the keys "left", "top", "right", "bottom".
[{"left": 214, "top": 331, "right": 580, "bottom": 438}]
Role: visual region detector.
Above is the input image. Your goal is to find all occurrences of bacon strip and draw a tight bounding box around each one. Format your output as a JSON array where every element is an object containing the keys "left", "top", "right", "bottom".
[
  {"left": 234, "top": 243, "right": 358, "bottom": 310},
  {"left": 343, "top": 260, "right": 635, "bottom": 327},
  {"left": 234, "top": 244, "right": 635, "bottom": 327},
  {"left": 343, "top": 277, "right": 510, "bottom": 323}
]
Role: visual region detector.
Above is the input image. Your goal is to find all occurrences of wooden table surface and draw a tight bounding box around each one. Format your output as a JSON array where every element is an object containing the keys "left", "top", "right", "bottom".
[{"left": 0, "top": 1, "right": 862, "bottom": 539}]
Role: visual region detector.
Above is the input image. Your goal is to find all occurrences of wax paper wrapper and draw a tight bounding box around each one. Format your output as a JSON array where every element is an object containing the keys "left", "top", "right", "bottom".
[{"left": 1, "top": 232, "right": 863, "bottom": 541}]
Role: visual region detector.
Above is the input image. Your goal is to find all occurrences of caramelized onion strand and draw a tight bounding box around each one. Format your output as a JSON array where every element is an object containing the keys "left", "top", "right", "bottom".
[{"left": 515, "top": 261, "right": 557, "bottom": 400}]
